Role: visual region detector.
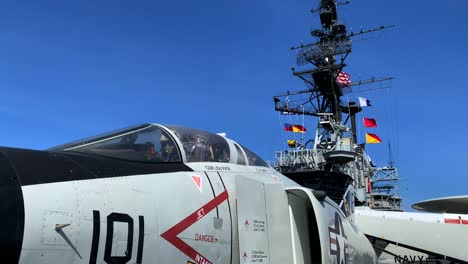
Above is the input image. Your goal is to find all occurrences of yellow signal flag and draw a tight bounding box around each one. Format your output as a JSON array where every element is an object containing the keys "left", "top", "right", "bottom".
[
  {"left": 366, "top": 133, "right": 382, "bottom": 144},
  {"left": 287, "top": 140, "right": 297, "bottom": 148}
]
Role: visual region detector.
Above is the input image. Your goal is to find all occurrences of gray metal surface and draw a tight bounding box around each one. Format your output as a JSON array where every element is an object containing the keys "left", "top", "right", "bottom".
[
  {"left": 412, "top": 195, "right": 468, "bottom": 214},
  {"left": 236, "top": 175, "right": 271, "bottom": 264}
]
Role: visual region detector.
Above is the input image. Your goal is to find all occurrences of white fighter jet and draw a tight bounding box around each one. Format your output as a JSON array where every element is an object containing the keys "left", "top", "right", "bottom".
[{"left": 1, "top": 123, "right": 377, "bottom": 264}]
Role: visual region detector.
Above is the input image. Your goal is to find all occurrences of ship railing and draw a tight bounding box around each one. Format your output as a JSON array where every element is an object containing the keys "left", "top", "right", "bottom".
[
  {"left": 274, "top": 148, "right": 322, "bottom": 170},
  {"left": 370, "top": 193, "right": 402, "bottom": 210}
]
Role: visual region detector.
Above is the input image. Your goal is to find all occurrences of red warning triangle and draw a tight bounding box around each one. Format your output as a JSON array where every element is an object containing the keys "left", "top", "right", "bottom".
[{"left": 192, "top": 175, "right": 202, "bottom": 192}]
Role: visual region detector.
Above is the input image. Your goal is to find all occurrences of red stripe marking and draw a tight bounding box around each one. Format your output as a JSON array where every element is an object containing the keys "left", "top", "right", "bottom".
[
  {"left": 330, "top": 238, "right": 337, "bottom": 244},
  {"left": 444, "top": 218, "right": 460, "bottom": 224},
  {"left": 462, "top": 220, "right": 468, "bottom": 225},
  {"left": 161, "top": 190, "right": 229, "bottom": 264}
]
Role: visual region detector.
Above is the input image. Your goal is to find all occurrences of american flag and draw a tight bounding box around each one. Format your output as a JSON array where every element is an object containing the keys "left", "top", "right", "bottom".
[{"left": 336, "top": 70, "right": 351, "bottom": 86}]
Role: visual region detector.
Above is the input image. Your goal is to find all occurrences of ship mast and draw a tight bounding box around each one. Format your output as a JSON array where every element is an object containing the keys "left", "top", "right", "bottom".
[{"left": 273, "top": 0, "right": 394, "bottom": 207}]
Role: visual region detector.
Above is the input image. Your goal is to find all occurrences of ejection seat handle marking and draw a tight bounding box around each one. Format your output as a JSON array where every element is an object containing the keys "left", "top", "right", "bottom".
[{"left": 55, "top": 223, "right": 71, "bottom": 231}]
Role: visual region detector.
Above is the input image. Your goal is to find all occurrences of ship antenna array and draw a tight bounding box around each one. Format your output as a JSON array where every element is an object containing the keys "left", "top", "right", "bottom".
[
  {"left": 388, "top": 143, "right": 394, "bottom": 168},
  {"left": 310, "top": 0, "right": 350, "bottom": 14},
  {"left": 290, "top": 25, "right": 395, "bottom": 52}
]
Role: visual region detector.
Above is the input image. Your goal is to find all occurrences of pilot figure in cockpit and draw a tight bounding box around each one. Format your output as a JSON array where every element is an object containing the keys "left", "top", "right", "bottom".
[
  {"left": 184, "top": 134, "right": 214, "bottom": 162},
  {"left": 160, "top": 134, "right": 179, "bottom": 162}
]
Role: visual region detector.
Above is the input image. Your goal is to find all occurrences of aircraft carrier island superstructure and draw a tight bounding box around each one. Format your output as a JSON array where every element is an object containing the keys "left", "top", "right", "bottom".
[{"left": 271, "top": 0, "right": 400, "bottom": 211}]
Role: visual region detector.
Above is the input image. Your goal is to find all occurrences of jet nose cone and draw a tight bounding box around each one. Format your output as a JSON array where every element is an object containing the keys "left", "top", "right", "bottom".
[{"left": 0, "top": 152, "right": 25, "bottom": 263}]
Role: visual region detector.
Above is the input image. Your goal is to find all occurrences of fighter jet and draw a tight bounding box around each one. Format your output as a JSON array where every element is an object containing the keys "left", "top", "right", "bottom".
[{"left": 1, "top": 123, "right": 376, "bottom": 263}]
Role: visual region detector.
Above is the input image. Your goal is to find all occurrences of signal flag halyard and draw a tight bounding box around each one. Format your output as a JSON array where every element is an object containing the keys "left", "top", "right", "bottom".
[
  {"left": 363, "top": 118, "right": 377, "bottom": 128},
  {"left": 366, "top": 133, "right": 382, "bottom": 144},
  {"left": 336, "top": 70, "right": 351, "bottom": 86}
]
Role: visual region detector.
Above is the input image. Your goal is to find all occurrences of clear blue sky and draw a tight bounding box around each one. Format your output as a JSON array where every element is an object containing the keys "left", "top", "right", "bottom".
[{"left": 1, "top": 0, "right": 467, "bottom": 210}]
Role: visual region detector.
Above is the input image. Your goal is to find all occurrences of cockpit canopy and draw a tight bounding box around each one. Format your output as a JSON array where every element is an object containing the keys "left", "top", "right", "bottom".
[{"left": 51, "top": 124, "right": 268, "bottom": 167}]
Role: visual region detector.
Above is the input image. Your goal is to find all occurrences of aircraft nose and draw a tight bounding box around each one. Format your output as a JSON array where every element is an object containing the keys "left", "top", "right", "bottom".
[{"left": 0, "top": 151, "right": 25, "bottom": 263}]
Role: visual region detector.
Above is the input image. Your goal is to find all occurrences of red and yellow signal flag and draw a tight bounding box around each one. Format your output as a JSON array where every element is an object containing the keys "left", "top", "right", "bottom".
[
  {"left": 292, "top": 125, "right": 306, "bottom": 133},
  {"left": 284, "top": 123, "right": 306, "bottom": 133},
  {"left": 363, "top": 118, "right": 377, "bottom": 128},
  {"left": 366, "top": 133, "right": 382, "bottom": 144}
]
